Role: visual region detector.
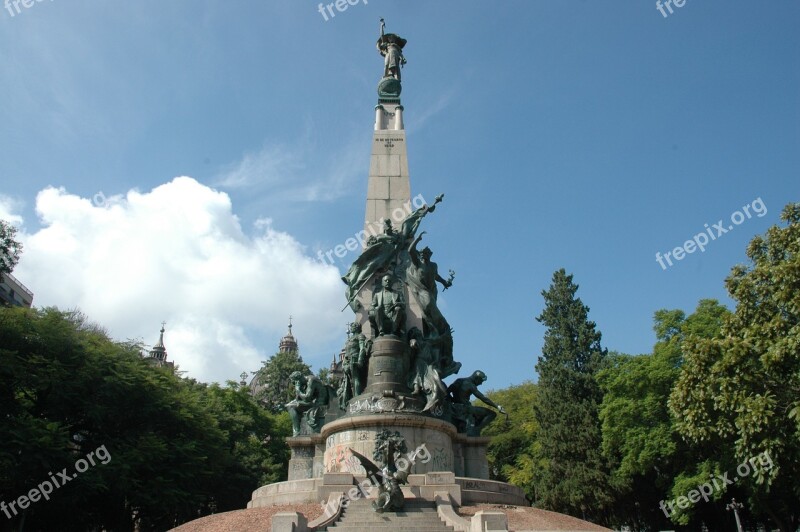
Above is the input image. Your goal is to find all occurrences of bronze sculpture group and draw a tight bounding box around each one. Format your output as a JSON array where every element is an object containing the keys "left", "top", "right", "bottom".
[{"left": 287, "top": 193, "right": 504, "bottom": 439}]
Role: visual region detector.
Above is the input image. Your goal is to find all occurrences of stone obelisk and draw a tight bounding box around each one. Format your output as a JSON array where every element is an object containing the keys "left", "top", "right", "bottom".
[{"left": 364, "top": 30, "right": 410, "bottom": 238}]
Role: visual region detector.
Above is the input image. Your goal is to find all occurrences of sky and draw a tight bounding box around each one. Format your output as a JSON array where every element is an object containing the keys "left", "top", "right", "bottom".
[{"left": 1, "top": 1, "right": 798, "bottom": 390}]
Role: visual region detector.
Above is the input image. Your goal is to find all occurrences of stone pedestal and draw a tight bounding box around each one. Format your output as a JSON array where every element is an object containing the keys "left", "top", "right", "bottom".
[
  {"left": 253, "top": 424, "right": 526, "bottom": 508},
  {"left": 457, "top": 436, "right": 491, "bottom": 479},
  {"left": 321, "top": 414, "right": 457, "bottom": 476},
  {"left": 286, "top": 435, "right": 325, "bottom": 480},
  {"left": 248, "top": 471, "right": 527, "bottom": 508}
]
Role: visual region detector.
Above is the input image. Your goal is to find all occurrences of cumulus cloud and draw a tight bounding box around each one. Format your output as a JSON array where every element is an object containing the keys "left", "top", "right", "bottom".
[
  {"left": 11, "top": 177, "right": 344, "bottom": 383},
  {"left": 0, "top": 195, "right": 24, "bottom": 226}
]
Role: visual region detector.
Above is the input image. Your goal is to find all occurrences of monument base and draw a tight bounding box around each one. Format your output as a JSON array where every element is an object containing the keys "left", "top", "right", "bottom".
[
  {"left": 248, "top": 471, "right": 527, "bottom": 508},
  {"left": 253, "top": 415, "right": 524, "bottom": 509}
]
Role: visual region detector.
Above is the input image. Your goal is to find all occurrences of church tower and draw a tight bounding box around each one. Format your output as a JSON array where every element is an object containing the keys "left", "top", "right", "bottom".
[
  {"left": 144, "top": 323, "right": 174, "bottom": 369},
  {"left": 278, "top": 316, "right": 298, "bottom": 353}
]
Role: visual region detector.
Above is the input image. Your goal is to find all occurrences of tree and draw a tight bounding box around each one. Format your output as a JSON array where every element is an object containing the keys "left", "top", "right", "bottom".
[
  {"left": 482, "top": 382, "right": 538, "bottom": 499},
  {"left": 316, "top": 366, "right": 337, "bottom": 387},
  {"left": 532, "top": 269, "right": 611, "bottom": 522},
  {"left": 200, "top": 382, "right": 291, "bottom": 510},
  {"left": 0, "top": 306, "right": 291, "bottom": 531},
  {"left": 252, "top": 349, "right": 311, "bottom": 414},
  {"left": 670, "top": 203, "right": 800, "bottom": 531},
  {"left": 0, "top": 219, "right": 22, "bottom": 278},
  {"left": 598, "top": 300, "right": 730, "bottom": 529}
]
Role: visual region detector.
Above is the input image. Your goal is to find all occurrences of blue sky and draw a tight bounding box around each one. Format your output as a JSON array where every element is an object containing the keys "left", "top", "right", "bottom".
[{"left": 1, "top": 1, "right": 797, "bottom": 389}]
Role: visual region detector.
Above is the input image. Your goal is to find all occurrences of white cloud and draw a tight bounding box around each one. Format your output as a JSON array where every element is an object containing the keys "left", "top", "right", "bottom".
[
  {"left": 0, "top": 195, "right": 24, "bottom": 226},
  {"left": 215, "top": 143, "right": 304, "bottom": 189},
  {"left": 11, "top": 177, "right": 344, "bottom": 383},
  {"left": 215, "top": 131, "right": 368, "bottom": 203}
]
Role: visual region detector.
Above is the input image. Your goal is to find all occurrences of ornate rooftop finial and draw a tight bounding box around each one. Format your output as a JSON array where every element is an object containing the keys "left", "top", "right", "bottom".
[
  {"left": 279, "top": 315, "right": 298, "bottom": 353},
  {"left": 147, "top": 322, "right": 169, "bottom": 365},
  {"left": 154, "top": 321, "right": 166, "bottom": 347}
]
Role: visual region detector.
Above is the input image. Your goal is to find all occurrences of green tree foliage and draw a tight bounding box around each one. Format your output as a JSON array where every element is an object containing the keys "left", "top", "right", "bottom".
[
  {"left": 0, "top": 306, "right": 289, "bottom": 531},
  {"left": 0, "top": 219, "right": 22, "bottom": 277},
  {"left": 598, "top": 300, "right": 730, "bottom": 529},
  {"left": 532, "top": 269, "right": 611, "bottom": 522},
  {"left": 482, "top": 383, "right": 537, "bottom": 499},
  {"left": 252, "top": 349, "right": 311, "bottom": 414},
  {"left": 199, "top": 382, "right": 291, "bottom": 510},
  {"left": 316, "top": 366, "right": 337, "bottom": 387},
  {"left": 670, "top": 203, "right": 800, "bottom": 531}
]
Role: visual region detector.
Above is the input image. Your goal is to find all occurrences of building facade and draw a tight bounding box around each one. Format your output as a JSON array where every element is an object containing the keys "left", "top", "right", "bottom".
[{"left": 0, "top": 272, "right": 33, "bottom": 308}]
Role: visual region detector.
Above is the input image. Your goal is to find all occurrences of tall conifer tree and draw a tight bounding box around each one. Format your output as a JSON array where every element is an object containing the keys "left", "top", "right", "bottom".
[{"left": 533, "top": 269, "right": 611, "bottom": 521}]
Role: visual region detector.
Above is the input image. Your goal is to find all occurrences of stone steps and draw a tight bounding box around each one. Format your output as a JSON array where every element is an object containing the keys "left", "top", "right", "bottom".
[{"left": 327, "top": 498, "right": 454, "bottom": 532}]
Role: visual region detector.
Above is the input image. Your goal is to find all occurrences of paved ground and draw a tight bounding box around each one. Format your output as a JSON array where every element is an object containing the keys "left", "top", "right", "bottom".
[
  {"left": 169, "top": 503, "right": 324, "bottom": 532},
  {"left": 457, "top": 504, "right": 611, "bottom": 531},
  {"left": 170, "top": 502, "right": 611, "bottom": 531}
]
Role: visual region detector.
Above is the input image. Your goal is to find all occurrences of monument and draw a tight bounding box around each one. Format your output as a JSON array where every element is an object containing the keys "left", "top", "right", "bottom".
[{"left": 248, "top": 21, "right": 526, "bottom": 519}]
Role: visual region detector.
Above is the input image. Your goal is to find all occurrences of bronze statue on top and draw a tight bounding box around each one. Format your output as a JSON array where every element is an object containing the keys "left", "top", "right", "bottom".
[{"left": 378, "top": 18, "right": 407, "bottom": 81}]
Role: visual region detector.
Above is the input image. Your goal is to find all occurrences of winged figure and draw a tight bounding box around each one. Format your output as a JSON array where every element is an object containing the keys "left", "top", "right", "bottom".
[{"left": 348, "top": 442, "right": 408, "bottom": 513}]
